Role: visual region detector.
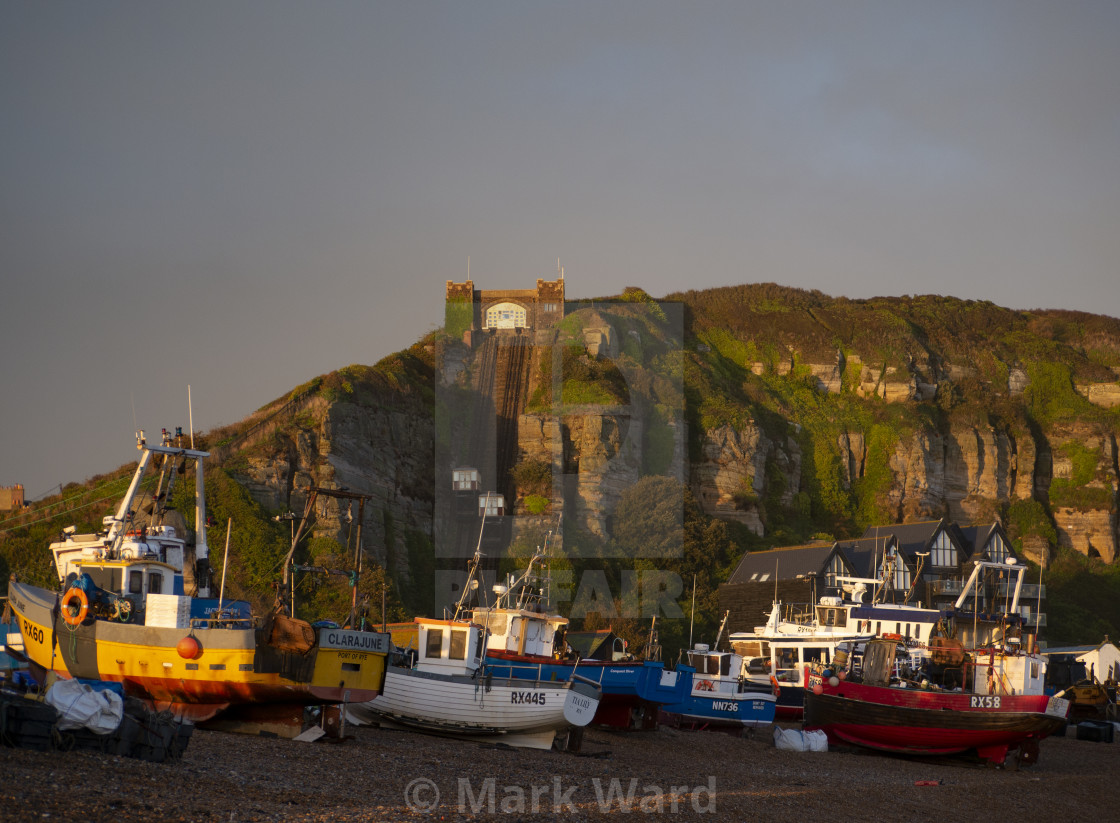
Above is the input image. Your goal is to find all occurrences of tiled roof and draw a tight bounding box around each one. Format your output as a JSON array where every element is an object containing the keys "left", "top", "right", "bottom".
[
  {"left": 727, "top": 543, "right": 836, "bottom": 584},
  {"left": 836, "top": 535, "right": 902, "bottom": 578},
  {"left": 862, "top": 520, "right": 946, "bottom": 554}
]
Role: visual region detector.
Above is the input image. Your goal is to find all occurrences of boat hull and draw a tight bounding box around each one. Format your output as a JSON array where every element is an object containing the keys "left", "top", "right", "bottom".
[
  {"left": 484, "top": 653, "right": 692, "bottom": 728},
  {"left": 357, "top": 666, "right": 602, "bottom": 749},
  {"left": 9, "top": 580, "right": 387, "bottom": 723},
  {"left": 804, "top": 679, "right": 1069, "bottom": 762},
  {"left": 660, "top": 691, "right": 776, "bottom": 731}
]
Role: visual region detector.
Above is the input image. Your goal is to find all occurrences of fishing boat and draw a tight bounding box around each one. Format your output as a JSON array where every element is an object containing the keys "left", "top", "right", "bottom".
[
  {"left": 478, "top": 555, "right": 692, "bottom": 729},
  {"left": 660, "top": 612, "right": 776, "bottom": 732},
  {"left": 730, "top": 578, "right": 937, "bottom": 720},
  {"left": 803, "top": 636, "right": 1070, "bottom": 766},
  {"left": 354, "top": 550, "right": 602, "bottom": 750},
  {"left": 9, "top": 431, "right": 390, "bottom": 728}
]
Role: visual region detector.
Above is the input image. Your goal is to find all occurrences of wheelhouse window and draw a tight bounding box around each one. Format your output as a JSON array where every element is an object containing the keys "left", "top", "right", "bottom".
[
  {"left": 129, "top": 572, "right": 144, "bottom": 594},
  {"left": 425, "top": 628, "right": 444, "bottom": 659},
  {"left": 449, "top": 630, "right": 467, "bottom": 660},
  {"left": 148, "top": 572, "right": 163, "bottom": 594},
  {"left": 688, "top": 653, "right": 721, "bottom": 675}
]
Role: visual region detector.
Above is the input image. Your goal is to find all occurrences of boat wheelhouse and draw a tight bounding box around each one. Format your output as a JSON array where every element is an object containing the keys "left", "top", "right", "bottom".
[{"left": 357, "top": 550, "right": 602, "bottom": 749}]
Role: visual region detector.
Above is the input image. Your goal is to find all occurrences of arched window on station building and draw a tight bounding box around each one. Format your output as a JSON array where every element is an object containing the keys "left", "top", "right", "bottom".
[{"left": 484, "top": 302, "right": 528, "bottom": 329}]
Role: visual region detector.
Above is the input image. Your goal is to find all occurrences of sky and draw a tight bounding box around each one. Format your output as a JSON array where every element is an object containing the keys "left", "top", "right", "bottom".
[{"left": 2, "top": 1, "right": 1119, "bottom": 501}]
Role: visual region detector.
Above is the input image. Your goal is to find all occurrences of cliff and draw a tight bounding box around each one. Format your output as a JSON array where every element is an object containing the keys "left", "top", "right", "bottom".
[{"left": 217, "top": 286, "right": 1119, "bottom": 601}]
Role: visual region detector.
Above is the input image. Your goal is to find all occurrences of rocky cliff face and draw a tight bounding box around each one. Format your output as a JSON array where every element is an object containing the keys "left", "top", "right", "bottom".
[
  {"left": 231, "top": 390, "right": 435, "bottom": 576},
  {"left": 223, "top": 288, "right": 1120, "bottom": 577}
]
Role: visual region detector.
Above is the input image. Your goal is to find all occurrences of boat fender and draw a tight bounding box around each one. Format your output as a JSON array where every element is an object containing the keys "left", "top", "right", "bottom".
[
  {"left": 769, "top": 674, "right": 781, "bottom": 697},
  {"left": 177, "top": 635, "right": 202, "bottom": 660},
  {"left": 61, "top": 587, "right": 90, "bottom": 626}
]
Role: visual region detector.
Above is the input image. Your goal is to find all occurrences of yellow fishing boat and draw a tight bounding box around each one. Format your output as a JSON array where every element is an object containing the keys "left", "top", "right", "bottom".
[{"left": 9, "top": 431, "right": 388, "bottom": 726}]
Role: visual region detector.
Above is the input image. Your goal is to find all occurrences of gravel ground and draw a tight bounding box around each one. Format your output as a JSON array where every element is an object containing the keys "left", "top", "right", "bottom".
[{"left": 1, "top": 720, "right": 1117, "bottom": 822}]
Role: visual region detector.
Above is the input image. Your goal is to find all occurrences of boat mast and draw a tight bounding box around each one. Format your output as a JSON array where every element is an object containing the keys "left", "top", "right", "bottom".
[
  {"left": 194, "top": 445, "right": 209, "bottom": 596},
  {"left": 688, "top": 574, "right": 697, "bottom": 649},
  {"left": 106, "top": 432, "right": 155, "bottom": 548},
  {"left": 713, "top": 609, "right": 731, "bottom": 651},
  {"left": 453, "top": 492, "right": 491, "bottom": 620}
]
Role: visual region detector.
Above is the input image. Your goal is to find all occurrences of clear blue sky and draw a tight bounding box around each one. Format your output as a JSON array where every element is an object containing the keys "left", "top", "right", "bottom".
[{"left": 2, "top": 1, "right": 1118, "bottom": 499}]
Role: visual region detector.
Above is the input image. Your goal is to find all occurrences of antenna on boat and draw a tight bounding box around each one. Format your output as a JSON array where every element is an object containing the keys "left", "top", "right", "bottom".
[
  {"left": 217, "top": 517, "right": 232, "bottom": 619},
  {"left": 188, "top": 385, "right": 195, "bottom": 449},
  {"left": 713, "top": 610, "right": 731, "bottom": 652},
  {"left": 453, "top": 492, "right": 490, "bottom": 620},
  {"left": 1035, "top": 561, "right": 1044, "bottom": 648},
  {"left": 688, "top": 574, "right": 697, "bottom": 649}
]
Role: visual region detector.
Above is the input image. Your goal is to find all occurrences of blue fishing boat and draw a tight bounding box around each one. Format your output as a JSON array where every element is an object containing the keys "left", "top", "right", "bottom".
[
  {"left": 659, "top": 613, "right": 776, "bottom": 732},
  {"left": 484, "top": 648, "right": 694, "bottom": 729},
  {"left": 476, "top": 571, "right": 694, "bottom": 729}
]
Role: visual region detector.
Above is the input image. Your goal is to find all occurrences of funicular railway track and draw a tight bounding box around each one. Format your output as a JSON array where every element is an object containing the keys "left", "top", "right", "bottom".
[
  {"left": 445, "top": 331, "right": 533, "bottom": 563},
  {"left": 493, "top": 332, "right": 531, "bottom": 502}
]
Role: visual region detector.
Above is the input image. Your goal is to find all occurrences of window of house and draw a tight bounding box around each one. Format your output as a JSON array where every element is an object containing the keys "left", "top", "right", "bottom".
[
  {"left": 878, "top": 548, "right": 911, "bottom": 590},
  {"left": 825, "top": 553, "right": 845, "bottom": 588},
  {"left": 988, "top": 534, "right": 1009, "bottom": 563},
  {"left": 425, "top": 629, "right": 444, "bottom": 659},
  {"left": 931, "top": 531, "right": 957, "bottom": 567}
]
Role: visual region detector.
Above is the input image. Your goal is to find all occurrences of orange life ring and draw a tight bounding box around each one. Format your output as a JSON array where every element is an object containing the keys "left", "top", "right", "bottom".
[
  {"left": 62, "top": 587, "right": 90, "bottom": 626},
  {"left": 882, "top": 632, "right": 902, "bottom": 641},
  {"left": 697, "top": 680, "right": 715, "bottom": 692}
]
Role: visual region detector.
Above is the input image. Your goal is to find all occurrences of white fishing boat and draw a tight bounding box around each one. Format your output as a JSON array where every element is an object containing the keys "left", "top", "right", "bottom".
[
  {"left": 354, "top": 550, "right": 602, "bottom": 749},
  {"left": 731, "top": 561, "right": 1036, "bottom": 720}
]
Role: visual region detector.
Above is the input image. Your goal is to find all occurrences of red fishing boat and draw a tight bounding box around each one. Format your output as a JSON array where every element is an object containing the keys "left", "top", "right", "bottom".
[{"left": 804, "top": 638, "right": 1070, "bottom": 766}]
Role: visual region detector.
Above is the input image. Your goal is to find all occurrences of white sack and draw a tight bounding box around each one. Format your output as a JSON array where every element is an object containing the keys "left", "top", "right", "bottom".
[
  {"left": 45, "top": 679, "right": 124, "bottom": 734},
  {"left": 773, "top": 726, "right": 829, "bottom": 752}
]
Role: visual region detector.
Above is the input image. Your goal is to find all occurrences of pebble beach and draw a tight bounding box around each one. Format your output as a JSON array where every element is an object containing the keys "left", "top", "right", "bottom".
[{"left": 1, "top": 721, "right": 1117, "bottom": 822}]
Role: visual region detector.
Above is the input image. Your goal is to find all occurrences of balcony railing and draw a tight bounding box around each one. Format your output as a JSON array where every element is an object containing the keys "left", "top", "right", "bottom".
[{"left": 929, "top": 580, "right": 1045, "bottom": 599}]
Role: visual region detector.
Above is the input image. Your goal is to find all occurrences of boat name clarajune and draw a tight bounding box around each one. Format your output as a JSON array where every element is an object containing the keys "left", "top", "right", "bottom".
[{"left": 320, "top": 629, "right": 390, "bottom": 653}]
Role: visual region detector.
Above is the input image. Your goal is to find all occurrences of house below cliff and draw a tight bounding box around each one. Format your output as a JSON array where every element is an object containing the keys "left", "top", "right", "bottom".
[{"left": 718, "top": 518, "right": 1041, "bottom": 635}]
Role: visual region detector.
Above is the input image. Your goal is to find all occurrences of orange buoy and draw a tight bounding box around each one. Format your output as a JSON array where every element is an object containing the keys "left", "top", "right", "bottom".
[
  {"left": 176, "top": 635, "right": 201, "bottom": 659},
  {"left": 812, "top": 683, "right": 824, "bottom": 695},
  {"left": 61, "top": 588, "right": 90, "bottom": 626}
]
